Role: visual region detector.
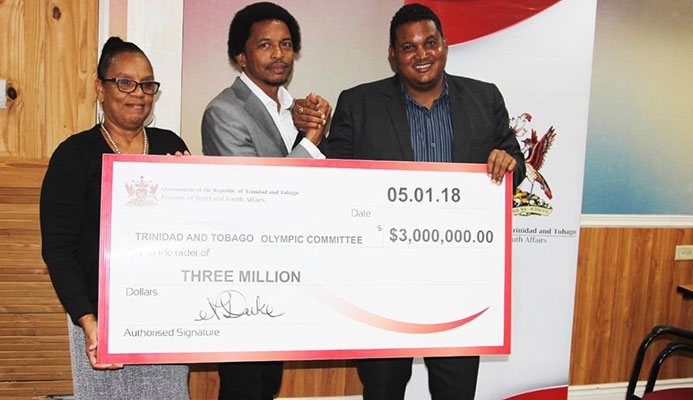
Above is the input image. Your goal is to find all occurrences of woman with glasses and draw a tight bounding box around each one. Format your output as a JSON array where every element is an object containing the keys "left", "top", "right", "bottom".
[{"left": 40, "top": 37, "right": 189, "bottom": 399}]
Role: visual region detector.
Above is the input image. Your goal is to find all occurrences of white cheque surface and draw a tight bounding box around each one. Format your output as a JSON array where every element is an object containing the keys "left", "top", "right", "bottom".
[{"left": 98, "top": 156, "right": 510, "bottom": 363}]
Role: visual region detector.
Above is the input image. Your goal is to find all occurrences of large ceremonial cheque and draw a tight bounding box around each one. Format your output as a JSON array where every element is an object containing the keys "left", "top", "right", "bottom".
[{"left": 97, "top": 155, "right": 512, "bottom": 364}]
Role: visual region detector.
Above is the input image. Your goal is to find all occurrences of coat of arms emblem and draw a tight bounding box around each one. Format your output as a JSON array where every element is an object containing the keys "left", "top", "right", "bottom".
[
  {"left": 125, "top": 176, "right": 158, "bottom": 207},
  {"left": 510, "top": 113, "right": 556, "bottom": 216}
]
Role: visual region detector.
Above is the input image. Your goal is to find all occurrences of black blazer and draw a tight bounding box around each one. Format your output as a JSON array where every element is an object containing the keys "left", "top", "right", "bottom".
[{"left": 327, "top": 74, "right": 526, "bottom": 189}]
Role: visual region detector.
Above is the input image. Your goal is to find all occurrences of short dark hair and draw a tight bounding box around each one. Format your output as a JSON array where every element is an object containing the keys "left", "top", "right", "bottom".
[
  {"left": 227, "top": 2, "right": 301, "bottom": 65},
  {"left": 97, "top": 36, "right": 149, "bottom": 79},
  {"left": 389, "top": 3, "right": 444, "bottom": 47}
]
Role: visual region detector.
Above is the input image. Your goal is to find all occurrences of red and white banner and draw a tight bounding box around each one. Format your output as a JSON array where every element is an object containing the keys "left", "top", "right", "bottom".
[{"left": 406, "top": 1, "right": 596, "bottom": 399}]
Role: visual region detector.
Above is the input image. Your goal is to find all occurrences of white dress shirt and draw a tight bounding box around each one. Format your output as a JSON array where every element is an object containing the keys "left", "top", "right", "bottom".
[{"left": 240, "top": 73, "right": 324, "bottom": 158}]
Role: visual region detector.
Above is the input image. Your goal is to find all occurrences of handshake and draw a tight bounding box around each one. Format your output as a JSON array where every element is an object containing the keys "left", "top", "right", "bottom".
[{"left": 292, "top": 93, "right": 332, "bottom": 146}]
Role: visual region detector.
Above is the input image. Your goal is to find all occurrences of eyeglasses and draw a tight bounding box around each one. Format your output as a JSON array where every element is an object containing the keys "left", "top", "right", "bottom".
[{"left": 101, "top": 78, "right": 160, "bottom": 95}]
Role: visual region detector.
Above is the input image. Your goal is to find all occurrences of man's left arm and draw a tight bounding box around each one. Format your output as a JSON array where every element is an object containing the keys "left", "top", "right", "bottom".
[{"left": 487, "top": 84, "right": 526, "bottom": 190}]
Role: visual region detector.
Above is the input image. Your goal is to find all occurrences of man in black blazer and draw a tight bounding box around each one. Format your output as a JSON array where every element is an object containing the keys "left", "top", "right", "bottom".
[{"left": 324, "top": 3, "right": 526, "bottom": 400}]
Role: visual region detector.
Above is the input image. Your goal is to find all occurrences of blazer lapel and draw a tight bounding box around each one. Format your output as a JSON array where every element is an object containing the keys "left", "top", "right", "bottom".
[
  {"left": 232, "top": 78, "right": 288, "bottom": 156},
  {"left": 448, "top": 75, "right": 474, "bottom": 163},
  {"left": 383, "top": 76, "right": 415, "bottom": 161}
]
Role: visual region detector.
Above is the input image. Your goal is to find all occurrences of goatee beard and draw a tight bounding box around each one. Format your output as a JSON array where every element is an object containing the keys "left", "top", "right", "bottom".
[{"left": 264, "top": 79, "right": 288, "bottom": 87}]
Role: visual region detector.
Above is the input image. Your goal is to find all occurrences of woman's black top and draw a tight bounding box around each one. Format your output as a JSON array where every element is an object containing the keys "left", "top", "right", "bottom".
[{"left": 40, "top": 124, "right": 188, "bottom": 324}]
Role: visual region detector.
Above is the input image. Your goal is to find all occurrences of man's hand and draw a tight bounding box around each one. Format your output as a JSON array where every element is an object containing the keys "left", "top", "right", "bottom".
[
  {"left": 293, "top": 93, "right": 329, "bottom": 130},
  {"left": 293, "top": 93, "right": 331, "bottom": 145},
  {"left": 78, "top": 313, "right": 124, "bottom": 370},
  {"left": 487, "top": 149, "right": 517, "bottom": 185}
]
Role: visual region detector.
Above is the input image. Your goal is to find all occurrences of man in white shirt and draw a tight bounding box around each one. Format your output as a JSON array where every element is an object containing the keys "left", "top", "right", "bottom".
[
  {"left": 200, "top": 2, "right": 330, "bottom": 400},
  {"left": 202, "top": 2, "right": 329, "bottom": 160}
]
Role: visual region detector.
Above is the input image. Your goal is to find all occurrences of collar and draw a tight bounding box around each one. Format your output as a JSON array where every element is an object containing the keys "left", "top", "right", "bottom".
[
  {"left": 401, "top": 75, "right": 450, "bottom": 107},
  {"left": 240, "top": 72, "right": 294, "bottom": 111}
]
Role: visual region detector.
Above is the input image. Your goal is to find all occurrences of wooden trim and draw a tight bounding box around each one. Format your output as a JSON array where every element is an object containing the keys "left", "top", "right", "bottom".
[
  {"left": 568, "top": 378, "right": 693, "bottom": 400},
  {"left": 581, "top": 214, "right": 693, "bottom": 228}
]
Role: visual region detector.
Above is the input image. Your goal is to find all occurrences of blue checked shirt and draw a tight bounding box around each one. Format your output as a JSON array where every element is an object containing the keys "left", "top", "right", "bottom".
[{"left": 402, "top": 77, "right": 454, "bottom": 162}]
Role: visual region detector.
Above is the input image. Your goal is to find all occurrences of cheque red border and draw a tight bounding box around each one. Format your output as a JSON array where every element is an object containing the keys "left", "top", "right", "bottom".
[{"left": 98, "top": 155, "right": 512, "bottom": 364}]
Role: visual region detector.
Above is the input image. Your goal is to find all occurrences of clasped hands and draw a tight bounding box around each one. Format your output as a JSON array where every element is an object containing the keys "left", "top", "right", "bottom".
[{"left": 292, "top": 93, "right": 332, "bottom": 146}]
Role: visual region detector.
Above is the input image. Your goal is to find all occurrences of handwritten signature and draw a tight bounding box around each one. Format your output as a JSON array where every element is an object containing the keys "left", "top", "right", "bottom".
[{"left": 194, "top": 290, "right": 284, "bottom": 321}]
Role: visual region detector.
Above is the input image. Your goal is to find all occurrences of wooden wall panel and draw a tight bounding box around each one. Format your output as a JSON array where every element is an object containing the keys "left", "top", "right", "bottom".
[
  {"left": 0, "top": 1, "right": 97, "bottom": 396},
  {"left": 0, "top": 0, "right": 46, "bottom": 158},
  {"left": 280, "top": 361, "right": 362, "bottom": 397},
  {"left": 0, "top": 159, "right": 74, "bottom": 399},
  {"left": 45, "top": 0, "right": 99, "bottom": 156},
  {"left": 0, "top": 0, "right": 96, "bottom": 160},
  {"left": 570, "top": 227, "right": 693, "bottom": 385}
]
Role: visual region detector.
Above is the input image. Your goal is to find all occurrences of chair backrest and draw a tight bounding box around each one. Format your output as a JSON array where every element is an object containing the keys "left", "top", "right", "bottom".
[
  {"left": 625, "top": 325, "right": 693, "bottom": 400},
  {"left": 644, "top": 342, "right": 693, "bottom": 393}
]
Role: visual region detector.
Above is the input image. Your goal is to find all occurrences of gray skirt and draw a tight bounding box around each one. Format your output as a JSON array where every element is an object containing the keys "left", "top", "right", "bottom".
[{"left": 68, "top": 316, "right": 189, "bottom": 400}]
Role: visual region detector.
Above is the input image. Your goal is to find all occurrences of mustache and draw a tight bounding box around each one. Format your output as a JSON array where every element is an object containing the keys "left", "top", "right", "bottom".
[{"left": 266, "top": 61, "right": 289, "bottom": 69}]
